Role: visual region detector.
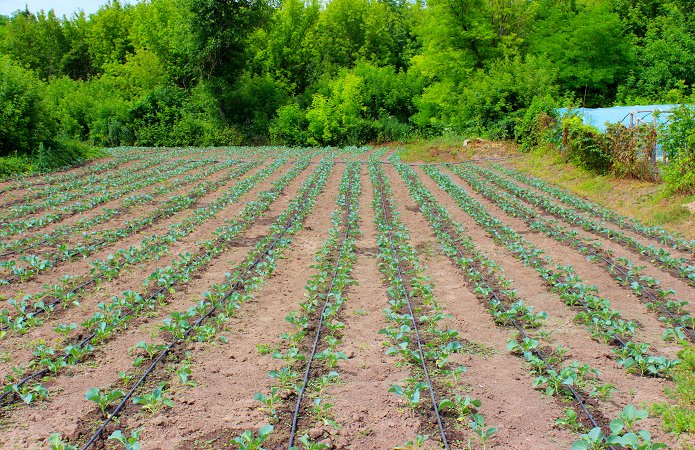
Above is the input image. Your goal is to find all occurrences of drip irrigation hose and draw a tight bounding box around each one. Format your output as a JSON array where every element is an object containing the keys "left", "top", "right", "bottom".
[
  {"left": 0, "top": 161, "right": 309, "bottom": 404},
  {"left": 288, "top": 174, "right": 355, "bottom": 448},
  {"left": 80, "top": 165, "right": 328, "bottom": 450},
  {"left": 0, "top": 160, "right": 240, "bottom": 258},
  {"left": 400, "top": 169, "right": 612, "bottom": 442},
  {"left": 375, "top": 169, "right": 450, "bottom": 450},
  {"left": 0, "top": 162, "right": 254, "bottom": 286},
  {"left": 462, "top": 167, "right": 694, "bottom": 338},
  {"left": 438, "top": 167, "right": 633, "bottom": 350}
]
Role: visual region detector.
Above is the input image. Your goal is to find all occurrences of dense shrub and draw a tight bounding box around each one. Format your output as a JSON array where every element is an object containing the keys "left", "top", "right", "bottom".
[
  {"left": 269, "top": 104, "right": 308, "bottom": 146},
  {"left": 660, "top": 105, "right": 695, "bottom": 194},
  {"left": 0, "top": 155, "right": 34, "bottom": 177},
  {"left": 605, "top": 123, "right": 658, "bottom": 180},
  {"left": 306, "top": 73, "right": 369, "bottom": 145},
  {"left": 0, "top": 57, "right": 57, "bottom": 156},
  {"left": 560, "top": 116, "right": 612, "bottom": 173},
  {"left": 516, "top": 96, "right": 559, "bottom": 152}
]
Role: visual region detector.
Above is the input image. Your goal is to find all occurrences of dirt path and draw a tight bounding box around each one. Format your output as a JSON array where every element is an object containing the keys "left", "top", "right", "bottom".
[
  {"left": 412, "top": 166, "right": 676, "bottom": 445},
  {"left": 0, "top": 163, "right": 320, "bottom": 449},
  {"left": 0, "top": 161, "right": 295, "bottom": 373},
  {"left": 442, "top": 166, "right": 683, "bottom": 358}
]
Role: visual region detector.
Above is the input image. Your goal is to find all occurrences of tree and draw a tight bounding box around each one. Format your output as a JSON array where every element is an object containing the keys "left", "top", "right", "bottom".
[
  {"left": 529, "top": 2, "right": 633, "bottom": 105},
  {"left": 187, "top": 0, "right": 272, "bottom": 82},
  {"left": 0, "top": 57, "right": 57, "bottom": 155}
]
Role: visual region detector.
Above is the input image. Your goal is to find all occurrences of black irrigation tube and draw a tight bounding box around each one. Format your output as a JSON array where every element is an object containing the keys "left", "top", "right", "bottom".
[
  {"left": 297, "top": 155, "right": 524, "bottom": 166},
  {"left": 0, "top": 276, "right": 98, "bottom": 332},
  {"left": 0, "top": 160, "right": 296, "bottom": 401},
  {"left": 287, "top": 176, "right": 354, "bottom": 448},
  {"left": 458, "top": 167, "right": 695, "bottom": 340},
  {"left": 0, "top": 158, "right": 196, "bottom": 224},
  {"left": 0, "top": 162, "right": 254, "bottom": 284},
  {"left": 0, "top": 160, "right": 238, "bottom": 258},
  {"left": 402, "top": 170, "right": 612, "bottom": 445},
  {"left": 578, "top": 242, "right": 694, "bottom": 340},
  {"left": 374, "top": 170, "right": 450, "bottom": 450},
  {"left": 80, "top": 168, "right": 326, "bottom": 450},
  {"left": 437, "top": 168, "right": 631, "bottom": 350}
]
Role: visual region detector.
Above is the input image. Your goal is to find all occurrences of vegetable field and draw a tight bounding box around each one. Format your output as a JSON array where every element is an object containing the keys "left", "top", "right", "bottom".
[{"left": 0, "top": 147, "right": 692, "bottom": 450}]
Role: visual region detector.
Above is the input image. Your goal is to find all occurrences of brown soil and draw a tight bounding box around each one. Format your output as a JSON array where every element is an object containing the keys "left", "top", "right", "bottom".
[
  {"left": 0, "top": 149, "right": 688, "bottom": 450},
  {"left": 0, "top": 161, "right": 305, "bottom": 379},
  {"left": 386, "top": 165, "right": 576, "bottom": 448}
]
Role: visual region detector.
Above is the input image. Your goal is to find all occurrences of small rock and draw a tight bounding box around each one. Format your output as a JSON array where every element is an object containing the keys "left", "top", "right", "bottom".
[
  {"left": 309, "top": 428, "right": 323, "bottom": 439},
  {"left": 318, "top": 438, "right": 333, "bottom": 449}
]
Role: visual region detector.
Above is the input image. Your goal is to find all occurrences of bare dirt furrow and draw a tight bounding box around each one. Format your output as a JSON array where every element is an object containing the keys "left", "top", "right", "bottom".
[
  {"left": 412, "top": 167, "right": 676, "bottom": 440},
  {"left": 0, "top": 158, "right": 217, "bottom": 246},
  {"left": 0, "top": 161, "right": 305, "bottom": 376},
  {"left": 487, "top": 168, "right": 695, "bottom": 310},
  {"left": 0, "top": 160, "right": 232, "bottom": 259},
  {"left": 492, "top": 166, "right": 695, "bottom": 266},
  {"left": 442, "top": 167, "right": 681, "bottom": 358},
  {"left": 1, "top": 161, "right": 265, "bottom": 299},
  {"left": 0, "top": 163, "right": 323, "bottom": 449},
  {"left": 322, "top": 165, "right": 421, "bottom": 448},
  {"left": 0, "top": 156, "right": 131, "bottom": 204},
  {"left": 387, "top": 164, "right": 576, "bottom": 448},
  {"left": 0, "top": 157, "right": 193, "bottom": 229},
  {"left": 130, "top": 164, "right": 343, "bottom": 450}
]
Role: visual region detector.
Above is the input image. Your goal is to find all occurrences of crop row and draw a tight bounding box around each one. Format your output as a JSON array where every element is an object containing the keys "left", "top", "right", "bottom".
[
  {"left": 250, "top": 161, "right": 361, "bottom": 449},
  {"left": 0, "top": 158, "right": 290, "bottom": 336},
  {"left": 0, "top": 151, "right": 143, "bottom": 197},
  {"left": 480, "top": 165, "right": 695, "bottom": 285},
  {"left": 0, "top": 154, "right": 187, "bottom": 220},
  {"left": 0, "top": 160, "right": 257, "bottom": 285},
  {"left": 0, "top": 157, "right": 209, "bottom": 237},
  {"left": 0, "top": 157, "right": 314, "bottom": 404},
  {"left": 393, "top": 156, "right": 668, "bottom": 450},
  {"left": 455, "top": 164, "right": 694, "bottom": 343},
  {"left": 75, "top": 158, "right": 334, "bottom": 449},
  {"left": 0, "top": 158, "right": 241, "bottom": 258},
  {"left": 370, "top": 157, "right": 497, "bottom": 449},
  {"left": 423, "top": 164, "right": 679, "bottom": 377},
  {"left": 492, "top": 164, "right": 695, "bottom": 255}
]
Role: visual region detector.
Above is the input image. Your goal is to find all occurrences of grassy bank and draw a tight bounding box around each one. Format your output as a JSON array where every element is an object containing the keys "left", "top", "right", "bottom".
[
  {"left": 395, "top": 139, "right": 694, "bottom": 240},
  {"left": 508, "top": 145, "right": 695, "bottom": 240}
]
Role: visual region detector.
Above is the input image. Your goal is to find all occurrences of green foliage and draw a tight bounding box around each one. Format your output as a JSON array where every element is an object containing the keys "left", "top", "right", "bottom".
[
  {"left": 270, "top": 103, "right": 307, "bottom": 146},
  {"left": 306, "top": 72, "right": 368, "bottom": 145},
  {"left": 0, "top": 155, "right": 34, "bottom": 177},
  {"left": 529, "top": 2, "right": 634, "bottom": 106},
  {"left": 560, "top": 115, "right": 612, "bottom": 173},
  {"left": 108, "top": 429, "right": 141, "bottom": 450},
  {"left": 650, "top": 345, "right": 695, "bottom": 435},
  {"left": 0, "top": 57, "right": 56, "bottom": 156},
  {"left": 516, "top": 96, "right": 559, "bottom": 152},
  {"left": 659, "top": 105, "right": 695, "bottom": 194},
  {"left": 0, "top": 0, "right": 693, "bottom": 154}
]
